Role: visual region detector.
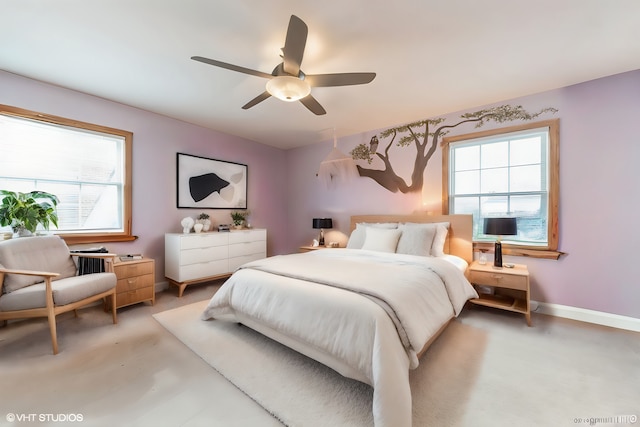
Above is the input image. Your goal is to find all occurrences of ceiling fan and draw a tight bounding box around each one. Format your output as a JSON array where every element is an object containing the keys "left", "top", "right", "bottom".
[{"left": 191, "top": 15, "right": 376, "bottom": 115}]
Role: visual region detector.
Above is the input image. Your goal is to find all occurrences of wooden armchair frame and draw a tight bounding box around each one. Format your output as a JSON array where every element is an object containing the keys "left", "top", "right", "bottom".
[{"left": 0, "top": 253, "right": 117, "bottom": 355}]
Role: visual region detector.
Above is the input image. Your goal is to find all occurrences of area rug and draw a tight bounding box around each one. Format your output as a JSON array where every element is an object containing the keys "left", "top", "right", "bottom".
[
  {"left": 153, "top": 300, "right": 640, "bottom": 426},
  {"left": 152, "top": 300, "right": 487, "bottom": 427}
]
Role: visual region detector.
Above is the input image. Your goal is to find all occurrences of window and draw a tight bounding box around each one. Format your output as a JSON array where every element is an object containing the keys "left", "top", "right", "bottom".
[
  {"left": 0, "top": 104, "right": 133, "bottom": 244},
  {"left": 443, "top": 119, "right": 559, "bottom": 257}
]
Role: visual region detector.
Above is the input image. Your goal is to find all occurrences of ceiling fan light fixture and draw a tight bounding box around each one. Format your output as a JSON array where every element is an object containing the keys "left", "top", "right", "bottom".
[
  {"left": 193, "top": 15, "right": 375, "bottom": 114},
  {"left": 266, "top": 76, "right": 311, "bottom": 102}
]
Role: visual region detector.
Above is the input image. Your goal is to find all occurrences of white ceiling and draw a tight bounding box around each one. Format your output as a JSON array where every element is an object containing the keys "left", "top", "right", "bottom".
[{"left": 2, "top": 1, "right": 640, "bottom": 149}]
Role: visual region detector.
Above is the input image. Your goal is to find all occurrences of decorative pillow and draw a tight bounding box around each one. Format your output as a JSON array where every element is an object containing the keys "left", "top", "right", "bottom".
[
  {"left": 361, "top": 228, "right": 402, "bottom": 253},
  {"left": 430, "top": 222, "right": 450, "bottom": 257},
  {"left": 346, "top": 222, "right": 398, "bottom": 249},
  {"left": 396, "top": 223, "right": 437, "bottom": 257}
]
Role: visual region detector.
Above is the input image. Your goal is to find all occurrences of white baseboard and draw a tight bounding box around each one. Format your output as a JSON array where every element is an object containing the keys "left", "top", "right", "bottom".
[
  {"left": 533, "top": 301, "right": 640, "bottom": 333},
  {"left": 155, "top": 281, "right": 169, "bottom": 292}
]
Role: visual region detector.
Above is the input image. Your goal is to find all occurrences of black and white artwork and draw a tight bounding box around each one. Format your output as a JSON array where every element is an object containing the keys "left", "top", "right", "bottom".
[{"left": 177, "top": 153, "right": 247, "bottom": 209}]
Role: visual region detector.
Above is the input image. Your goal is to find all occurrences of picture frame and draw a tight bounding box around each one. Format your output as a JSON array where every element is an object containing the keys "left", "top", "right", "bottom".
[{"left": 176, "top": 153, "right": 247, "bottom": 209}]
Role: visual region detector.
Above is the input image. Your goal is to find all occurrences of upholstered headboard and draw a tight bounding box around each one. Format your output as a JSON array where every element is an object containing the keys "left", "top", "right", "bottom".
[{"left": 349, "top": 214, "right": 473, "bottom": 264}]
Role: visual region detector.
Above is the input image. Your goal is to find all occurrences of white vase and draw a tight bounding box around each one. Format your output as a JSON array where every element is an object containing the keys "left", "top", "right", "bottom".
[
  {"left": 181, "top": 217, "right": 194, "bottom": 234},
  {"left": 12, "top": 226, "right": 32, "bottom": 238},
  {"left": 194, "top": 223, "right": 204, "bottom": 233},
  {"left": 202, "top": 219, "right": 211, "bottom": 232}
]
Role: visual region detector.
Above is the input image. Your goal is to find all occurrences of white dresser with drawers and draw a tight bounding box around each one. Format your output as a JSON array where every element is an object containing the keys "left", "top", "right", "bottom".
[{"left": 165, "top": 229, "right": 266, "bottom": 297}]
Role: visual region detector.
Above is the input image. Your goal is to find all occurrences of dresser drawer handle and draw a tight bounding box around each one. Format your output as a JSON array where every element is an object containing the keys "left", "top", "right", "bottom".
[
  {"left": 127, "top": 278, "right": 137, "bottom": 284},
  {"left": 490, "top": 275, "right": 503, "bottom": 280}
]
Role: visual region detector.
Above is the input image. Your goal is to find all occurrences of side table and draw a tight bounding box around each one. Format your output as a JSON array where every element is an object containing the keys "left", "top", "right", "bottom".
[
  {"left": 113, "top": 258, "right": 155, "bottom": 309},
  {"left": 468, "top": 260, "right": 531, "bottom": 326}
]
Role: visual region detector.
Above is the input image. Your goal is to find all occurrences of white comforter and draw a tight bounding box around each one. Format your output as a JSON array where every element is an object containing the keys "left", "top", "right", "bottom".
[{"left": 202, "top": 249, "right": 477, "bottom": 427}]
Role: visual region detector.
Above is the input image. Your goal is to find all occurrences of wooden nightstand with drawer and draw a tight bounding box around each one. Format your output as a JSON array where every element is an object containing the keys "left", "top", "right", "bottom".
[
  {"left": 468, "top": 261, "right": 531, "bottom": 326},
  {"left": 299, "top": 245, "right": 342, "bottom": 252},
  {"left": 113, "top": 258, "right": 155, "bottom": 309}
]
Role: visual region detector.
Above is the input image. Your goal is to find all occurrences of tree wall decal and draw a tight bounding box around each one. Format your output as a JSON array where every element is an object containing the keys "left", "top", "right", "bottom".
[{"left": 350, "top": 104, "right": 558, "bottom": 193}]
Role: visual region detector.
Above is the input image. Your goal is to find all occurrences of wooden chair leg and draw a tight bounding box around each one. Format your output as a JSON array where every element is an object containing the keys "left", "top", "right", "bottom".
[
  {"left": 111, "top": 293, "right": 117, "bottom": 324},
  {"left": 74, "top": 309, "right": 79, "bottom": 318},
  {"left": 48, "top": 313, "right": 59, "bottom": 355}
]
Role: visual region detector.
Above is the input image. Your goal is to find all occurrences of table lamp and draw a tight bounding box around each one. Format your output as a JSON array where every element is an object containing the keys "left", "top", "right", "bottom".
[
  {"left": 483, "top": 217, "right": 517, "bottom": 268},
  {"left": 312, "top": 218, "right": 333, "bottom": 246}
]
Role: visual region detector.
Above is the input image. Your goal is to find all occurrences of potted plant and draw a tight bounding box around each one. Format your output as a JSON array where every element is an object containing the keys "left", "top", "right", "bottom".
[
  {"left": 197, "top": 212, "right": 211, "bottom": 232},
  {"left": 0, "top": 190, "right": 60, "bottom": 237},
  {"left": 230, "top": 211, "right": 248, "bottom": 229}
]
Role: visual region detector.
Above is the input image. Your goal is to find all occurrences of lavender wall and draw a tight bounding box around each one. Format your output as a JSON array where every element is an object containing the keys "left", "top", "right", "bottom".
[
  {"left": 3, "top": 69, "right": 638, "bottom": 319},
  {"left": 286, "top": 70, "right": 640, "bottom": 319},
  {"left": 0, "top": 71, "right": 289, "bottom": 283}
]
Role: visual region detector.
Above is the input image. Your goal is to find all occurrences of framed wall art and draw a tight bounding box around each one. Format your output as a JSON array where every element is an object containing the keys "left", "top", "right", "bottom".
[{"left": 176, "top": 153, "right": 248, "bottom": 209}]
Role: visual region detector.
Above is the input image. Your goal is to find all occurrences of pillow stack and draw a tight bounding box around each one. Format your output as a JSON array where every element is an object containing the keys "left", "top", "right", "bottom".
[{"left": 346, "top": 221, "right": 449, "bottom": 256}]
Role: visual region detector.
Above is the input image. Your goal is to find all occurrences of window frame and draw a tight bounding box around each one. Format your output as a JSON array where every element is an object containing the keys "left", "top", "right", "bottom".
[
  {"left": 442, "top": 119, "right": 560, "bottom": 259},
  {"left": 0, "top": 104, "right": 134, "bottom": 244}
]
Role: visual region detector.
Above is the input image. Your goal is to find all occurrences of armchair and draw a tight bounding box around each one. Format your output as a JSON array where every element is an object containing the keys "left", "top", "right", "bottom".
[{"left": 0, "top": 235, "right": 117, "bottom": 354}]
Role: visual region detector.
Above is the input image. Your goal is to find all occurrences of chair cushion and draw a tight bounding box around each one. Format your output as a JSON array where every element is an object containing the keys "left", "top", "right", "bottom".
[
  {"left": 53, "top": 273, "right": 116, "bottom": 305},
  {"left": 0, "top": 236, "right": 78, "bottom": 293},
  {"left": 0, "top": 273, "right": 116, "bottom": 311}
]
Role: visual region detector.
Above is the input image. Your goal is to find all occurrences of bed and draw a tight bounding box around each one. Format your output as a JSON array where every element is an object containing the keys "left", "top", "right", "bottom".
[{"left": 202, "top": 214, "right": 478, "bottom": 427}]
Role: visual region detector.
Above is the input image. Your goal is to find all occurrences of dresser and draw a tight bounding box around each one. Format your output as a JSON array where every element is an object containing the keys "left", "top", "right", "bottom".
[
  {"left": 165, "top": 229, "right": 267, "bottom": 297},
  {"left": 113, "top": 258, "right": 155, "bottom": 309}
]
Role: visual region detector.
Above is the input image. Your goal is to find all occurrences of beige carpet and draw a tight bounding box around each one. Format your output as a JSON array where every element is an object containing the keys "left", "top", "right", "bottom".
[
  {"left": 154, "top": 301, "right": 640, "bottom": 427},
  {"left": 0, "top": 283, "right": 283, "bottom": 427}
]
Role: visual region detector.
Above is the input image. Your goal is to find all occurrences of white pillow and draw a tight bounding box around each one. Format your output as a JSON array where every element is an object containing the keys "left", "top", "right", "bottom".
[
  {"left": 430, "top": 222, "right": 450, "bottom": 257},
  {"left": 396, "top": 223, "right": 437, "bottom": 257},
  {"left": 361, "top": 228, "right": 402, "bottom": 253},
  {"left": 346, "top": 222, "right": 398, "bottom": 249}
]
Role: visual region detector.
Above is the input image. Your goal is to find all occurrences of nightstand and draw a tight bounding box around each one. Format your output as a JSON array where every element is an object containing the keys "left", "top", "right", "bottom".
[
  {"left": 299, "top": 245, "right": 341, "bottom": 252},
  {"left": 468, "top": 261, "right": 531, "bottom": 326},
  {"left": 300, "top": 245, "right": 322, "bottom": 252},
  {"left": 113, "top": 258, "right": 155, "bottom": 309}
]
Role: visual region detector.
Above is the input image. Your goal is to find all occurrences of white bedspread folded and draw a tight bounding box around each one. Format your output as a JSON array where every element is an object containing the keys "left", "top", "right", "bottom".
[
  {"left": 235, "top": 250, "right": 473, "bottom": 366},
  {"left": 202, "top": 249, "right": 477, "bottom": 427}
]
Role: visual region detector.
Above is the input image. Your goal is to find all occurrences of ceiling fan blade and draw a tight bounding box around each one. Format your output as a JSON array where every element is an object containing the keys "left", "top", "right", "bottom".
[
  {"left": 305, "top": 72, "right": 376, "bottom": 87},
  {"left": 282, "top": 15, "right": 308, "bottom": 76},
  {"left": 242, "top": 91, "right": 272, "bottom": 110},
  {"left": 191, "top": 56, "right": 273, "bottom": 79},
  {"left": 299, "top": 94, "right": 326, "bottom": 115}
]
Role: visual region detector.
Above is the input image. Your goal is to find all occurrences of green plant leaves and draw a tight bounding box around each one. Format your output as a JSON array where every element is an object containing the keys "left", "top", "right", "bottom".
[{"left": 0, "top": 190, "right": 59, "bottom": 233}]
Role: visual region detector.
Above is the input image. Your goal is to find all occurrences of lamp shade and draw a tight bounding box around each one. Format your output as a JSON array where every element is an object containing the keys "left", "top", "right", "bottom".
[
  {"left": 483, "top": 217, "right": 516, "bottom": 268},
  {"left": 483, "top": 217, "right": 517, "bottom": 236},
  {"left": 312, "top": 218, "right": 333, "bottom": 229},
  {"left": 266, "top": 76, "right": 311, "bottom": 102}
]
